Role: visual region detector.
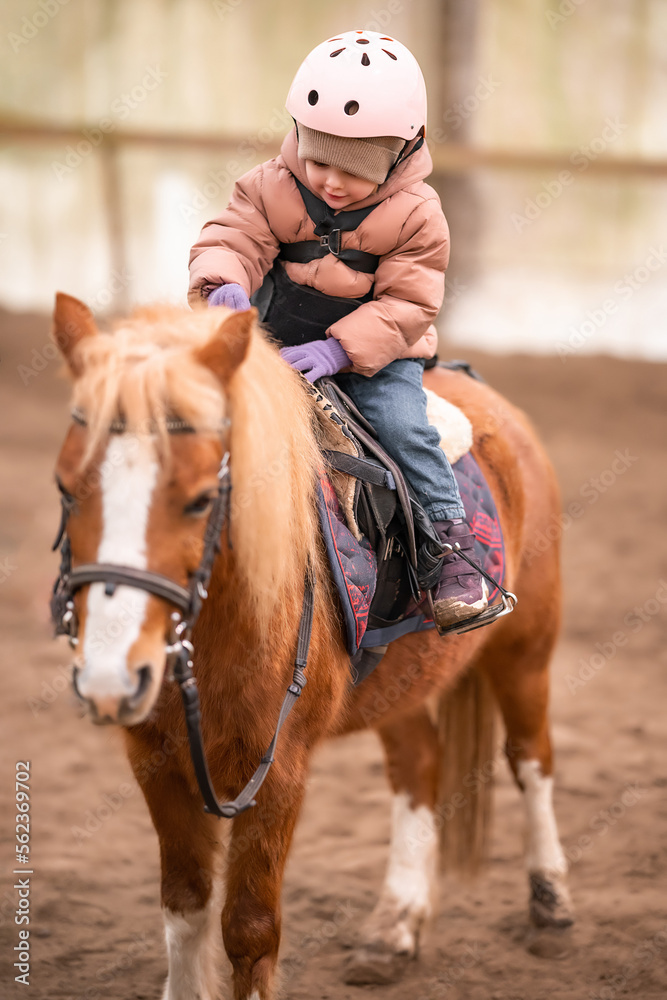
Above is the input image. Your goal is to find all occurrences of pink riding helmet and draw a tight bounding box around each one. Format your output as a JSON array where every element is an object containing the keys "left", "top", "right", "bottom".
[{"left": 286, "top": 29, "right": 427, "bottom": 141}]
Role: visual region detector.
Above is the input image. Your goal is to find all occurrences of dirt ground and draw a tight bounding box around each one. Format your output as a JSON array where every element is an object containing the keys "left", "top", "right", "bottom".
[{"left": 1, "top": 308, "right": 666, "bottom": 1000}]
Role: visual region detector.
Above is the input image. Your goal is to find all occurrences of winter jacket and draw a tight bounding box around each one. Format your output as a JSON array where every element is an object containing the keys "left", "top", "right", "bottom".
[{"left": 188, "top": 128, "right": 449, "bottom": 377}]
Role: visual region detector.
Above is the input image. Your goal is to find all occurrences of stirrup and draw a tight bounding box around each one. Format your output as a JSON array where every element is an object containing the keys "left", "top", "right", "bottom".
[
  {"left": 427, "top": 588, "right": 517, "bottom": 636},
  {"left": 426, "top": 543, "right": 517, "bottom": 637}
]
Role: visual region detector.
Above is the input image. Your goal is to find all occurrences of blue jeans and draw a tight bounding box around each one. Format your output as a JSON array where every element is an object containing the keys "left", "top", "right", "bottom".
[{"left": 334, "top": 359, "right": 465, "bottom": 521}]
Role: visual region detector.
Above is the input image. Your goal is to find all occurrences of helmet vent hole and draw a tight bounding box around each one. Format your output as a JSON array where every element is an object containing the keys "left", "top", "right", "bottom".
[
  {"left": 330, "top": 48, "right": 345, "bottom": 57},
  {"left": 308, "top": 90, "right": 319, "bottom": 106},
  {"left": 361, "top": 53, "right": 370, "bottom": 66},
  {"left": 356, "top": 38, "right": 369, "bottom": 44},
  {"left": 344, "top": 100, "right": 359, "bottom": 116},
  {"left": 380, "top": 37, "right": 394, "bottom": 41},
  {"left": 382, "top": 49, "right": 398, "bottom": 60}
]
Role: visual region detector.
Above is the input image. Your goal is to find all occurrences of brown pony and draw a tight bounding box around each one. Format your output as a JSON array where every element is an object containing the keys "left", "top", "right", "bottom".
[{"left": 52, "top": 293, "right": 573, "bottom": 1000}]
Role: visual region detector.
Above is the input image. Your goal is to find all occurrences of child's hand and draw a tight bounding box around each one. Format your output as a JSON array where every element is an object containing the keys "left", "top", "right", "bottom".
[
  {"left": 207, "top": 283, "right": 251, "bottom": 310},
  {"left": 280, "top": 338, "right": 350, "bottom": 382}
]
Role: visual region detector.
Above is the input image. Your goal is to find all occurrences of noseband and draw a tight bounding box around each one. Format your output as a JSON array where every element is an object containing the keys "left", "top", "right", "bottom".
[{"left": 51, "top": 410, "right": 314, "bottom": 819}]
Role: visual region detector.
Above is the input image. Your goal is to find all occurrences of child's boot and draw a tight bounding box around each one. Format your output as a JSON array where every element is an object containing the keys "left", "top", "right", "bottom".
[{"left": 431, "top": 520, "right": 488, "bottom": 627}]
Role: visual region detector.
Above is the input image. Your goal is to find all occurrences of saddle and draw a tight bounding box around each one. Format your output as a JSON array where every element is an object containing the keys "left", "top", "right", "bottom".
[{"left": 307, "top": 363, "right": 516, "bottom": 683}]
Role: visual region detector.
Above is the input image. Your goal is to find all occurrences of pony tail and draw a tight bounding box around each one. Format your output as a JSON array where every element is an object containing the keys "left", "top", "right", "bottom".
[{"left": 436, "top": 666, "right": 497, "bottom": 877}]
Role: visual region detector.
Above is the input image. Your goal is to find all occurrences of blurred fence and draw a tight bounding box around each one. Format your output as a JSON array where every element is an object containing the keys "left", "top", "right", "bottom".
[{"left": 1, "top": 0, "right": 666, "bottom": 359}]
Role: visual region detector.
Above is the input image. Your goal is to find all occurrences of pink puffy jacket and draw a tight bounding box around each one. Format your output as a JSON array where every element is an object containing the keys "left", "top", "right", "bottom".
[{"left": 188, "top": 129, "right": 449, "bottom": 377}]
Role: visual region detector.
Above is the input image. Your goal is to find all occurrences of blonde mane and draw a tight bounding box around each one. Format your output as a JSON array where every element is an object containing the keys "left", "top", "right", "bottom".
[{"left": 72, "top": 305, "right": 323, "bottom": 629}]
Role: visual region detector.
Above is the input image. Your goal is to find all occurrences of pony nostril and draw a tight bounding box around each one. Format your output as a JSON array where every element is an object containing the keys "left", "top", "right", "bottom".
[{"left": 126, "top": 665, "right": 152, "bottom": 711}]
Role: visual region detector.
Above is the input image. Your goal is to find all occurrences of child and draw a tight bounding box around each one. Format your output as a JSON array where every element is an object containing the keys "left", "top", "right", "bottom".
[{"left": 188, "top": 29, "right": 488, "bottom": 627}]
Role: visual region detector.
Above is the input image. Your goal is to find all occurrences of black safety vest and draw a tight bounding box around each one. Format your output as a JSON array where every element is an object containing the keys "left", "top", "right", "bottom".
[
  {"left": 251, "top": 179, "right": 381, "bottom": 347},
  {"left": 251, "top": 132, "right": 425, "bottom": 347}
]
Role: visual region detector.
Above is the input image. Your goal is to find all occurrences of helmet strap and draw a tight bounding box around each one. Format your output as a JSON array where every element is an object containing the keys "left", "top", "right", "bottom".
[{"left": 382, "top": 127, "right": 425, "bottom": 183}]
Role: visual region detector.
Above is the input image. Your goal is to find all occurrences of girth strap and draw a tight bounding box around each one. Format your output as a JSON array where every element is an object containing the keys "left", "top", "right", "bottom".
[
  {"left": 278, "top": 178, "right": 380, "bottom": 275},
  {"left": 173, "top": 569, "right": 316, "bottom": 819}
]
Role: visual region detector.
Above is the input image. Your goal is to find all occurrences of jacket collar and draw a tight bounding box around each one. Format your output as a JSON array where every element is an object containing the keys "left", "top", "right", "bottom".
[{"left": 279, "top": 127, "right": 434, "bottom": 212}]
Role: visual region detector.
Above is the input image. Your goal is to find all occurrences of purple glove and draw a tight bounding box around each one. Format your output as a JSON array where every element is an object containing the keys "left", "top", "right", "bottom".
[
  {"left": 207, "top": 283, "right": 251, "bottom": 310},
  {"left": 280, "top": 338, "right": 351, "bottom": 382}
]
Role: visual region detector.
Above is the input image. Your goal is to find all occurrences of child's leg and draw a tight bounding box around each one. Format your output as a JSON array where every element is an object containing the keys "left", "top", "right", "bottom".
[
  {"left": 334, "top": 358, "right": 488, "bottom": 626},
  {"left": 334, "top": 358, "right": 465, "bottom": 521}
]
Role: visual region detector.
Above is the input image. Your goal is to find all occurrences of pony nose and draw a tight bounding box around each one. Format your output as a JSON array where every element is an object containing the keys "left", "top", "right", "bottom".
[{"left": 73, "top": 664, "right": 153, "bottom": 724}]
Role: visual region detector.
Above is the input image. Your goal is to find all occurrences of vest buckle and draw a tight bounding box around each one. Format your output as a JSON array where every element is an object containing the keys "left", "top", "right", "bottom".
[{"left": 320, "top": 230, "right": 341, "bottom": 256}]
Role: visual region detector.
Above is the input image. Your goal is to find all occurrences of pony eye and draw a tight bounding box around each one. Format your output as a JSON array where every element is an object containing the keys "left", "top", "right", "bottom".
[{"left": 184, "top": 492, "right": 215, "bottom": 517}]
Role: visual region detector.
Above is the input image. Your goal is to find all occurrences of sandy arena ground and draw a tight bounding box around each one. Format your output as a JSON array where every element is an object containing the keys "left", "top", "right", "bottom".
[{"left": 0, "top": 308, "right": 666, "bottom": 1000}]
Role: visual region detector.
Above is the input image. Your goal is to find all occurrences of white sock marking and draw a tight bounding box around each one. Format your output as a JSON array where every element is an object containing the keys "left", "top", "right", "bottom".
[
  {"left": 384, "top": 792, "right": 437, "bottom": 914},
  {"left": 518, "top": 758, "right": 567, "bottom": 877},
  {"left": 365, "top": 792, "right": 437, "bottom": 953},
  {"left": 79, "top": 435, "right": 158, "bottom": 699},
  {"left": 162, "top": 901, "right": 220, "bottom": 1000}
]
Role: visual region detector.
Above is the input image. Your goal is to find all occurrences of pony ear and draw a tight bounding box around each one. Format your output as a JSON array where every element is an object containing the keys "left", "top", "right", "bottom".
[
  {"left": 52, "top": 292, "right": 98, "bottom": 377},
  {"left": 195, "top": 307, "right": 255, "bottom": 384}
]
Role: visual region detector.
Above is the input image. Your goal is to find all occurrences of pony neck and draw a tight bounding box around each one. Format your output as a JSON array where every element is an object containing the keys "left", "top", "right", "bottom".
[{"left": 220, "top": 336, "right": 322, "bottom": 635}]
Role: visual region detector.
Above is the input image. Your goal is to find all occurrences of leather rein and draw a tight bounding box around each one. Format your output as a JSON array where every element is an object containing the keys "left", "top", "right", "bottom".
[{"left": 50, "top": 409, "right": 315, "bottom": 819}]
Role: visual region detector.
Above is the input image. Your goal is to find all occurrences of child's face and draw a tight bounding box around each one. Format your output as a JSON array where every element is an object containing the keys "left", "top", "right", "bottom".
[{"left": 304, "top": 160, "right": 377, "bottom": 209}]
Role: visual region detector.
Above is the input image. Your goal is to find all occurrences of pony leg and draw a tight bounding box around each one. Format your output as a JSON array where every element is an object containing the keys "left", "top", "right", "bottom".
[
  {"left": 221, "top": 787, "right": 303, "bottom": 1000},
  {"left": 133, "top": 760, "right": 222, "bottom": 1000},
  {"left": 481, "top": 629, "right": 574, "bottom": 934},
  {"left": 344, "top": 706, "right": 438, "bottom": 985}
]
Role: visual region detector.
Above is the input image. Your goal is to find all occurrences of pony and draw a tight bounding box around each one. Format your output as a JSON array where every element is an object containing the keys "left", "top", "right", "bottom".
[{"left": 51, "top": 292, "right": 573, "bottom": 1000}]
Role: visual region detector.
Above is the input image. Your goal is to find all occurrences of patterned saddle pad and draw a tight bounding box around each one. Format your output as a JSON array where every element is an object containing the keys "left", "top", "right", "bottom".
[{"left": 316, "top": 450, "right": 506, "bottom": 664}]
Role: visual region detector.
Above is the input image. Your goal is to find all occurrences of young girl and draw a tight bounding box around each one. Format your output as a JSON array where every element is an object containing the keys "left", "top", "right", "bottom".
[{"left": 188, "top": 29, "right": 488, "bottom": 627}]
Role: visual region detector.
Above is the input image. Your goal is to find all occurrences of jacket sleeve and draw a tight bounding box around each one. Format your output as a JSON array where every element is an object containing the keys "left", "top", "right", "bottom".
[
  {"left": 328, "top": 197, "right": 449, "bottom": 377},
  {"left": 188, "top": 164, "right": 280, "bottom": 304}
]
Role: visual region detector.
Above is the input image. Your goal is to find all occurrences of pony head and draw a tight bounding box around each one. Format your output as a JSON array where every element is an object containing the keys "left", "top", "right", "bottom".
[{"left": 52, "top": 293, "right": 252, "bottom": 725}]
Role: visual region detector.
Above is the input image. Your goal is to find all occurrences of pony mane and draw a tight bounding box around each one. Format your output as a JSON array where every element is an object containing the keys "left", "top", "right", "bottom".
[{"left": 72, "top": 305, "right": 323, "bottom": 629}]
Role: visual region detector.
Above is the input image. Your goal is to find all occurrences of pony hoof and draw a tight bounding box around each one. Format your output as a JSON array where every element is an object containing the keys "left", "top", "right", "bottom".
[
  {"left": 342, "top": 942, "right": 412, "bottom": 985},
  {"left": 529, "top": 874, "right": 574, "bottom": 930},
  {"left": 526, "top": 925, "right": 575, "bottom": 960}
]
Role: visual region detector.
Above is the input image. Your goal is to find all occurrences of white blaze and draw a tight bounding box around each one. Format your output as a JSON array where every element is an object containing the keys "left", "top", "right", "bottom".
[
  {"left": 79, "top": 435, "right": 159, "bottom": 698},
  {"left": 518, "top": 758, "right": 567, "bottom": 877}
]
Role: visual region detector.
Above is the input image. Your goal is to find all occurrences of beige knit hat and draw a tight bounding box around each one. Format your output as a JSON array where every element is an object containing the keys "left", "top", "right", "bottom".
[{"left": 297, "top": 123, "right": 405, "bottom": 185}]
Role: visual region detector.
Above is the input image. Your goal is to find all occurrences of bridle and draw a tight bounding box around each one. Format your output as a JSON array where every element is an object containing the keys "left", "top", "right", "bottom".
[{"left": 51, "top": 408, "right": 315, "bottom": 819}]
